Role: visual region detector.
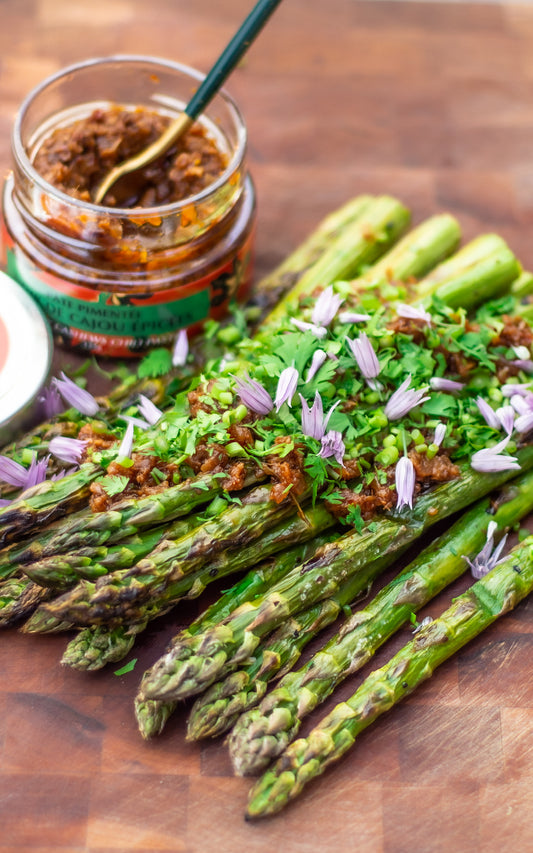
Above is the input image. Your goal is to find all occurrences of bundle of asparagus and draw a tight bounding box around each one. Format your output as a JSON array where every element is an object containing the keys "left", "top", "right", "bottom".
[
  {"left": 11, "top": 216, "right": 494, "bottom": 647},
  {"left": 0, "top": 213, "right": 525, "bottom": 647},
  {"left": 188, "top": 467, "right": 533, "bottom": 744},
  {"left": 245, "top": 529, "right": 533, "bottom": 817},
  {"left": 131, "top": 239, "right": 528, "bottom": 700},
  {"left": 227, "top": 468, "right": 533, "bottom": 772},
  {"left": 3, "top": 191, "right": 533, "bottom": 825}
]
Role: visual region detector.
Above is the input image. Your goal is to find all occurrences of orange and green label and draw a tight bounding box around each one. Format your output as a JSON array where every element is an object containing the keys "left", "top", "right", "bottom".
[{"left": 5, "top": 232, "right": 254, "bottom": 357}]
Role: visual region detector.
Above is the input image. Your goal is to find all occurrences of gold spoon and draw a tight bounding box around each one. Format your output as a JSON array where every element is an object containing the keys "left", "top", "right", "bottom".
[{"left": 93, "top": 0, "right": 283, "bottom": 205}]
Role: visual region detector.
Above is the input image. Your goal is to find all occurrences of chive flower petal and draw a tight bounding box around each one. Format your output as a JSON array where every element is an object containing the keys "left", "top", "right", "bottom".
[
  {"left": 346, "top": 332, "right": 380, "bottom": 384},
  {"left": 0, "top": 456, "right": 32, "bottom": 488},
  {"left": 514, "top": 411, "right": 533, "bottom": 434},
  {"left": 25, "top": 455, "right": 50, "bottom": 488},
  {"left": 290, "top": 318, "right": 328, "bottom": 339},
  {"left": 475, "top": 396, "right": 500, "bottom": 430},
  {"left": 509, "top": 394, "right": 532, "bottom": 416},
  {"left": 37, "top": 384, "right": 64, "bottom": 419},
  {"left": 138, "top": 394, "right": 164, "bottom": 426},
  {"left": 396, "top": 303, "right": 432, "bottom": 325},
  {"left": 384, "top": 375, "right": 430, "bottom": 421},
  {"left": 311, "top": 286, "right": 343, "bottom": 327},
  {"left": 512, "top": 359, "right": 533, "bottom": 374},
  {"left": 305, "top": 349, "right": 327, "bottom": 383},
  {"left": 395, "top": 455, "right": 416, "bottom": 510},
  {"left": 299, "top": 393, "right": 340, "bottom": 440},
  {"left": 52, "top": 373, "right": 100, "bottom": 417},
  {"left": 502, "top": 383, "right": 533, "bottom": 398},
  {"left": 464, "top": 521, "right": 508, "bottom": 579},
  {"left": 299, "top": 392, "right": 325, "bottom": 440},
  {"left": 434, "top": 423, "right": 446, "bottom": 447},
  {"left": 49, "top": 436, "right": 88, "bottom": 465},
  {"left": 318, "top": 430, "right": 345, "bottom": 465},
  {"left": 120, "top": 415, "right": 151, "bottom": 430},
  {"left": 117, "top": 421, "right": 134, "bottom": 459},
  {"left": 470, "top": 435, "right": 520, "bottom": 473},
  {"left": 429, "top": 377, "right": 464, "bottom": 393},
  {"left": 172, "top": 329, "right": 189, "bottom": 367},
  {"left": 233, "top": 374, "right": 274, "bottom": 416},
  {"left": 496, "top": 405, "right": 515, "bottom": 435},
  {"left": 275, "top": 366, "right": 299, "bottom": 412},
  {"left": 338, "top": 311, "right": 371, "bottom": 324}
]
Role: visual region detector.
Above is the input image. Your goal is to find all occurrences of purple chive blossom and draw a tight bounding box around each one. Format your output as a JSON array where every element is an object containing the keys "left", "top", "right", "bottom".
[
  {"left": 510, "top": 345, "right": 533, "bottom": 373},
  {"left": 395, "top": 455, "right": 416, "bottom": 510},
  {"left": 305, "top": 349, "right": 327, "bottom": 383},
  {"left": 121, "top": 415, "right": 151, "bottom": 430},
  {"left": 290, "top": 318, "right": 328, "bottom": 339},
  {"left": 509, "top": 394, "right": 532, "bottom": 416},
  {"left": 49, "top": 436, "right": 88, "bottom": 465},
  {"left": 117, "top": 421, "right": 134, "bottom": 459},
  {"left": 37, "top": 384, "right": 64, "bottom": 419},
  {"left": 475, "top": 397, "right": 500, "bottom": 430},
  {"left": 470, "top": 435, "right": 520, "bottom": 473},
  {"left": 52, "top": 373, "right": 99, "bottom": 417},
  {"left": 299, "top": 393, "right": 340, "bottom": 440},
  {"left": 338, "top": 311, "right": 371, "bottom": 324},
  {"left": 312, "top": 285, "right": 343, "bottom": 328},
  {"left": 346, "top": 333, "right": 380, "bottom": 388},
  {"left": 0, "top": 456, "right": 32, "bottom": 488},
  {"left": 318, "top": 430, "right": 345, "bottom": 465},
  {"left": 25, "top": 455, "right": 50, "bottom": 488},
  {"left": 233, "top": 374, "right": 274, "bottom": 416},
  {"left": 300, "top": 392, "right": 324, "bottom": 439},
  {"left": 0, "top": 454, "right": 48, "bottom": 490},
  {"left": 514, "top": 411, "right": 533, "bottom": 434},
  {"left": 275, "top": 366, "right": 299, "bottom": 412},
  {"left": 512, "top": 359, "right": 533, "bottom": 374},
  {"left": 300, "top": 391, "right": 326, "bottom": 439},
  {"left": 396, "top": 303, "right": 432, "bottom": 325},
  {"left": 0, "top": 454, "right": 48, "bottom": 491},
  {"left": 384, "top": 376, "right": 430, "bottom": 421},
  {"left": 502, "top": 383, "right": 533, "bottom": 398},
  {"left": 496, "top": 405, "right": 515, "bottom": 435},
  {"left": 172, "top": 329, "right": 189, "bottom": 367},
  {"left": 434, "top": 423, "right": 446, "bottom": 447},
  {"left": 429, "top": 377, "right": 464, "bottom": 394},
  {"left": 464, "top": 520, "right": 508, "bottom": 580},
  {"left": 138, "top": 394, "right": 163, "bottom": 426},
  {"left": 0, "top": 499, "right": 11, "bottom": 507}
]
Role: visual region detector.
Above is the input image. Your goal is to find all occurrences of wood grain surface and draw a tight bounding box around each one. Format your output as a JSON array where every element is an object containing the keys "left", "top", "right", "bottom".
[{"left": 2, "top": 1, "right": 533, "bottom": 851}]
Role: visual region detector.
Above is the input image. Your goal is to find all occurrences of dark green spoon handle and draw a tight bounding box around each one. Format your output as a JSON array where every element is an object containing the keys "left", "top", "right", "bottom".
[{"left": 185, "top": 0, "right": 284, "bottom": 119}]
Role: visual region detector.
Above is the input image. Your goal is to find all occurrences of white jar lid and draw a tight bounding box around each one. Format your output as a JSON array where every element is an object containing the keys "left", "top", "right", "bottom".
[{"left": 0, "top": 271, "right": 53, "bottom": 445}]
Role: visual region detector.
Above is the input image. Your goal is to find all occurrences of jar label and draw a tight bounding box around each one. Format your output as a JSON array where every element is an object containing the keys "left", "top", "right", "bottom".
[{"left": 3, "top": 229, "right": 254, "bottom": 358}]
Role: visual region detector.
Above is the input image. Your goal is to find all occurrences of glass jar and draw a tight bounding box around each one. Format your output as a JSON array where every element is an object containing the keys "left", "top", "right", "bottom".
[{"left": 1, "top": 55, "right": 256, "bottom": 357}]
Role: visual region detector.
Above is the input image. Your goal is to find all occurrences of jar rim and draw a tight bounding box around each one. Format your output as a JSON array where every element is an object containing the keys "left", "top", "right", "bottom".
[{"left": 12, "top": 54, "right": 248, "bottom": 218}]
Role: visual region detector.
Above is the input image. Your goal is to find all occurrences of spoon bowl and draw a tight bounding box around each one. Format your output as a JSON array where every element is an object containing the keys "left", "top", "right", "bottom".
[{"left": 93, "top": 0, "right": 283, "bottom": 204}]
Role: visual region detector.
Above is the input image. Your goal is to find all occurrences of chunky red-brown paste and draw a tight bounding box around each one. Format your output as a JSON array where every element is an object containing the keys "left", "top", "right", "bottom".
[{"left": 33, "top": 106, "right": 227, "bottom": 208}]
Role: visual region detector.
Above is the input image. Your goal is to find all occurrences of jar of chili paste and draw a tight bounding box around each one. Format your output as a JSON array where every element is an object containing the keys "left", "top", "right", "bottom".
[{"left": 1, "top": 56, "right": 256, "bottom": 357}]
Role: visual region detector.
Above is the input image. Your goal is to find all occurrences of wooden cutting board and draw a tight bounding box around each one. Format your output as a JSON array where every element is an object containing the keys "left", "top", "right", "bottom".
[{"left": 2, "top": 1, "right": 533, "bottom": 850}]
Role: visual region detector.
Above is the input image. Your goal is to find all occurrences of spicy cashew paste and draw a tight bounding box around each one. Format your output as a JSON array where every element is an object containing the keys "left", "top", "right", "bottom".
[{"left": 33, "top": 106, "right": 227, "bottom": 208}]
